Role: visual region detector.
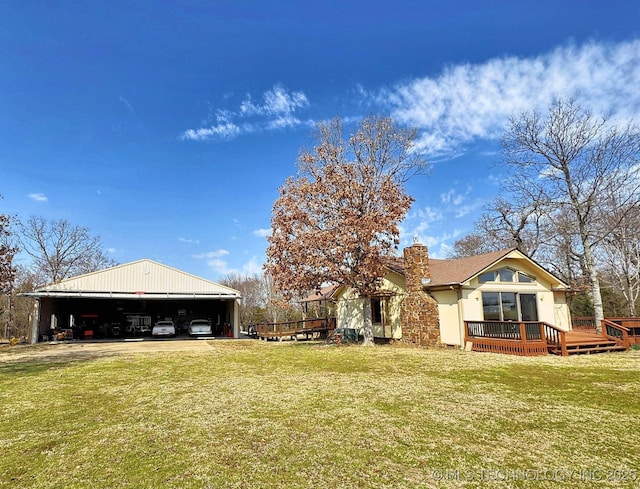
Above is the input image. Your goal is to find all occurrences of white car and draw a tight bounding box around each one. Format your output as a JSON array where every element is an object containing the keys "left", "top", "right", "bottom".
[
  {"left": 188, "top": 319, "right": 212, "bottom": 336},
  {"left": 152, "top": 320, "right": 176, "bottom": 337}
]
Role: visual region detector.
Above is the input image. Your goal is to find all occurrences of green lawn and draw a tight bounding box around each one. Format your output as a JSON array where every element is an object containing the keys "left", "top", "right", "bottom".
[{"left": 1, "top": 341, "right": 639, "bottom": 488}]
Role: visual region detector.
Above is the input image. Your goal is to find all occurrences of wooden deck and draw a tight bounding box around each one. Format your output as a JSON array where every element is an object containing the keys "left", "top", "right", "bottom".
[
  {"left": 465, "top": 320, "right": 632, "bottom": 357},
  {"left": 548, "top": 330, "right": 628, "bottom": 356}
]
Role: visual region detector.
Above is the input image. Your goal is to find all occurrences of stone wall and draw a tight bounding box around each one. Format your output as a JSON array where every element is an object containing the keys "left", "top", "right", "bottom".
[{"left": 400, "top": 242, "right": 441, "bottom": 347}]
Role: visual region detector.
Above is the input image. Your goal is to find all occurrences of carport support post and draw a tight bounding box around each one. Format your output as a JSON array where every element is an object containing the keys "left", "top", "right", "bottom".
[
  {"left": 233, "top": 298, "right": 240, "bottom": 338},
  {"left": 29, "top": 299, "right": 41, "bottom": 344}
]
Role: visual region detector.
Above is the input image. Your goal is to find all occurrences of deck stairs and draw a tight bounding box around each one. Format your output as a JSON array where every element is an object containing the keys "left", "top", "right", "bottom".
[{"left": 548, "top": 330, "right": 628, "bottom": 356}]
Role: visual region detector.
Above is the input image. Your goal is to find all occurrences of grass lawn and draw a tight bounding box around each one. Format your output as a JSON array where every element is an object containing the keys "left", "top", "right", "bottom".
[{"left": 1, "top": 341, "right": 639, "bottom": 488}]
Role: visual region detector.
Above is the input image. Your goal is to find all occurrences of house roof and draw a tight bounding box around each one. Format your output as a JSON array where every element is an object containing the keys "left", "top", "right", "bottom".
[
  {"left": 385, "top": 248, "right": 569, "bottom": 290},
  {"left": 299, "top": 284, "right": 340, "bottom": 303},
  {"left": 429, "top": 248, "right": 518, "bottom": 285},
  {"left": 302, "top": 247, "right": 569, "bottom": 302},
  {"left": 21, "top": 259, "right": 241, "bottom": 300}
]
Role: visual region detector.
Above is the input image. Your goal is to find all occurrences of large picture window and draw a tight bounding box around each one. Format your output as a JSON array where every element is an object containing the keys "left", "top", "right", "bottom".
[{"left": 482, "top": 292, "right": 538, "bottom": 321}]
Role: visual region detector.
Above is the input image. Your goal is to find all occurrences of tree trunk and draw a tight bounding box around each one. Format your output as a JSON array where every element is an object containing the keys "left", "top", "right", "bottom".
[
  {"left": 584, "top": 242, "right": 604, "bottom": 332},
  {"left": 362, "top": 298, "right": 374, "bottom": 346}
]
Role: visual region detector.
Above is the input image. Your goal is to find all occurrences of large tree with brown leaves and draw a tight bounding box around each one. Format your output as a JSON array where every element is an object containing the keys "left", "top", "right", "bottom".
[
  {"left": 0, "top": 197, "right": 18, "bottom": 297},
  {"left": 265, "top": 116, "right": 428, "bottom": 344}
]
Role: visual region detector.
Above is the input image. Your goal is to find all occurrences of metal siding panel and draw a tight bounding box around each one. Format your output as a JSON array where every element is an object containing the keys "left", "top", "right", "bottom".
[{"left": 35, "top": 259, "right": 240, "bottom": 297}]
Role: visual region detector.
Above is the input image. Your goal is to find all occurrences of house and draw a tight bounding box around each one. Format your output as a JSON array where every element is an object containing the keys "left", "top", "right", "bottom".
[{"left": 334, "top": 242, "right": 572, "bottom": 348}]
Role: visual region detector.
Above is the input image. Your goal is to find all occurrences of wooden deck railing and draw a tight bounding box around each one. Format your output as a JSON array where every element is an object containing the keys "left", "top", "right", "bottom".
[
  {"left": 601, "top": 319, "right": 631, "bottom": 349},
  {"left": 543, "top": 322, "right": 568, "bottom": 356},
  {"left": 571, "top": 316, "right": 597, "bottom": 330},
  {"left": 465, "top": 319, "right": 635, "bottom": 357},
  {"left": 252, "top": 317, "right": 336, "bottom": 339},
  {"left": 464, "top": 321, "right": 552, "bottom": 356},
  {"left": 572, "top": 317, "right": 640, "bottom": 345}
]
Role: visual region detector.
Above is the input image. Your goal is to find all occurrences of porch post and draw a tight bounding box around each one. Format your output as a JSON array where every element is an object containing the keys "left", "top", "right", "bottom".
[
  {"left": 539, "top": 322, "right": 547, "bottom": 349},
  {"left": 519, "top": 322, "right": 527, "bottom": 344},
  {"left": 29, "top": 299, "right": 41, "bottom": 344},
  {"left": 519, "top": 322, "right": 527, "bottom": 354},
  {"left": 233, "top": 298, "right": 240, "bottom": 338},
  {"left": 560, "top": 332, "right": 568, "bottom": 356}
]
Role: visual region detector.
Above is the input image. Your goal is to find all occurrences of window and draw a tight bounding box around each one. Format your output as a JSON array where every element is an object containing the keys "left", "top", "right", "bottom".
[
  {"left": 482, "top": 292, "right": 501, "bottom": 320},
  {"left": 478, "top": 268, "right": 535, "bottom": 284},
  {"left": 371, "top": 298, "right": 382, "bottom": 324},
  {"left": 499, "top": 268, "right": 514, "bottom": 282},
  {"left": 482, "top": 292, "right": 538, "bottom": 321},
  {"left": 479, "top": 271, "right": 496, "bottom": 283},
  {"left": 501, "top": 292, "right": 518, "bottom": 320},
  {"left": 518, "top": 273, "right": 534, "bottom": 283}
]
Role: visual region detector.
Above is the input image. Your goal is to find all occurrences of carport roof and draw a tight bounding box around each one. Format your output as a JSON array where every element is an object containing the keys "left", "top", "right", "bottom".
[{"left": 21, "top": 259, "right": 241, "bottom": 300}]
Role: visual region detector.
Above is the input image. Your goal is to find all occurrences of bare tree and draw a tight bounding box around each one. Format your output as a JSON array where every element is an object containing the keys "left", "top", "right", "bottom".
[
  {"left": 449, "top": 232, "right": 503, "bottom": 259},
  {"left": 449, "top": 196, "right": 547, "bottom": 258},
  {"left": 220, "top": 272, "right": 269, "bottom": 327},
  {"left": 597, "top": 200, "right": 640, "bottom": 316},
  {"left": 18, "top": 216, "right": 117, "bottom": 285},
  {"left": 265, "top": 116, "right": 428, "bottom": 345},
  {"left": 501, "top": 99, "right": 640, "bottom": 329}
]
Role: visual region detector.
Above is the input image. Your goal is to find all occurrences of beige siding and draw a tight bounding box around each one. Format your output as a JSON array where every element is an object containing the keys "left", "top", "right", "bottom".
[
  {"left": 552, "top": 291, "right": 571, "bottom": 330},
  {"left": 335, "top": 273, "right": 404, "bottom": 339},
  {"left": 40, "top": 259, "right": 239, "bottom": 296},
  {"left": 464, "top": 259, "right": 571, "bottom": 331},
  {"left": 432, "top": 289, "right": 462, "bottom": 346}
]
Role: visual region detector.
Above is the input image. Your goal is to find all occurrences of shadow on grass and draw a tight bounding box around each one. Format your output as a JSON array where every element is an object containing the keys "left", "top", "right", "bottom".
[{"left": 0, "top": 346, "right": 120, "bottom": 378}]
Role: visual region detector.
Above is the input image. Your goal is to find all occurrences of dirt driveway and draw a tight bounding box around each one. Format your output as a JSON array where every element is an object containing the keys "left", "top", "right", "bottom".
[{"left": 0, "top": 338, "right": 219, "bottom": 363}]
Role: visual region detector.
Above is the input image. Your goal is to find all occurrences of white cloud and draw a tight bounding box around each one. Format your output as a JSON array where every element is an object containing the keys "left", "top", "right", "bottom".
[
  {"left": 182, "top": 84, "right": 310, "bottom": 141},
  {"left": 400, "top": 206, "right": 444, "bottom": 238},
  {"left": 179, "top": 237, "right": 200, "bottom": 244},
  {"left": 240, "top": 256, "right": 263, "bottom": 275},
  {"left": 453, "top": 201, "right": 484, "bottom": 219},
  {"left": 440, "top": 189, "right": 466, "bottom": 206},
  {"left": 203, "top": 258, "right": 233, "bottom": 276},
  {"left": 379, "top": 39, "right": 640, "bottom": 157},
  {"left": 28, "top": 193, "right": 48, "bottom": 202},
  {"left": 198, "top": 253, "right": 264, "bottom": 278},
  {"left": 191, "top": 249, "right": 230, "bottom": 259},
  {"left": 400, "top": 229, "right": 462, "bottom": 259},
  {"left": 118, "top": 94, "right": 134, "bottom": 113},
  {"left": 241, "top": 85, "right": 309, "bottom": 116},
  {"left": 252, "top": 228, "right": 272, "bottom": 238},
  {"left": 181, "top": 122, "right": 242, "bottom": 141}
]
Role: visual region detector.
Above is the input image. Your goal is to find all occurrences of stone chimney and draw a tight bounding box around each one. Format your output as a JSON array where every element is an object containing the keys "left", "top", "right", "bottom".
[
  {"left": 404, "top": 240, "right": 431, "bottom": 292},
  {"left": 400, "top": 240, "right": 441, "bottom": 347}
]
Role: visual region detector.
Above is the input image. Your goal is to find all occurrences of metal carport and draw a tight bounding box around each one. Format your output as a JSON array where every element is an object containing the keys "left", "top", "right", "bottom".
[{"left": 20, "top": 259, "right": 242, "bottom": 343}]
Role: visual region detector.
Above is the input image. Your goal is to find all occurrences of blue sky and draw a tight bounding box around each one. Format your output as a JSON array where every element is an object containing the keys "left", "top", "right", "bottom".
[{"left": 2, "top": 1, "right": 640, "bottom": 282}]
